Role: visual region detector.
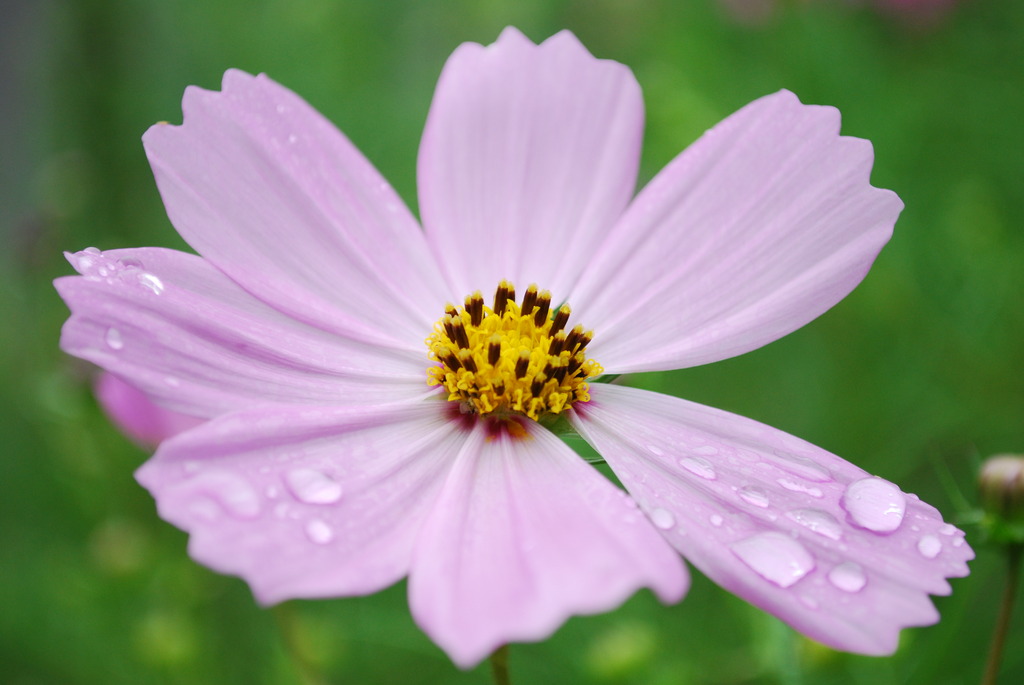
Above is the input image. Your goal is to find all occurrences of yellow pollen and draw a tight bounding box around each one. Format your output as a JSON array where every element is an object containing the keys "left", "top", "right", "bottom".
[{"left": 426, "top": 280, "right": 602, "bottom": 421}]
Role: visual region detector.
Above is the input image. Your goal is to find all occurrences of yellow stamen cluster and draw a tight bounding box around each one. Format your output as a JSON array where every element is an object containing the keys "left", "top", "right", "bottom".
[{"left": 427, "top": 281, "right": 602, "bottom": 421}]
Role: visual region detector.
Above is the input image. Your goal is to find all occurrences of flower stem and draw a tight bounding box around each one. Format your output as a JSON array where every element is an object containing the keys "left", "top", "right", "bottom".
[
  {"left": 490, "top": 644, "right": 512, "bottom": 685},
  {"left": 981, "top": 544, "right": 1022, "bottom": 685},
  {"left": 272, "top": 603, "right": 332, "bottom": 685}
]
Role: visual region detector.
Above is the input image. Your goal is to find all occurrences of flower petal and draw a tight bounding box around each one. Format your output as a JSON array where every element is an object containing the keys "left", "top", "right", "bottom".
[
  {"left": 570, "top": 384, "right": 972, "bottom": 655},
  {"left": 57, "top": 247, "right": 427, "bottom": 418},
  {"left": 409, "top": 418, "right": 687, "bottom": 668},
  {"left": 143, "top": 70, "right": 448, "bottom": 348},
  {"left": 418, "top": 27, "right": 644, "bottom": 299},
  {"left": 136, "top": 399, "right": 460, "bottom": 603},
  {"left": 572, "top": 90, "right": 902, "bottom": 373},
  {"left": 95, "top": 371, "right": 204, "bottom": 447}
]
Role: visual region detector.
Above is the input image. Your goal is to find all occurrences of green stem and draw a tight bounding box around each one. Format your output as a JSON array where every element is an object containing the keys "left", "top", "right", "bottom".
[
  {"left": 981, "top": 544, "right": 1022, "bottom": 685},
  {"left": 490, "top": 644, "right": 512, "bottom": 685},
  {"left": 272, "top": 604, "right": 332, "bottom": 685}
]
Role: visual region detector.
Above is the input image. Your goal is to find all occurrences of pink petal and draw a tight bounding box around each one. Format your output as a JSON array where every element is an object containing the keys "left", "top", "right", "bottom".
[
  {"left": 571, "top": 90, "right": 903, "bottom": 373},
  {"left": 418, "top": 27, "right": 643, "bottom": 299},
  {"left": 570, "top": 384, "right": 972, "bottom": 655},
  {"left": 143, "top": 70, "right": 448, "bottom": 348},
  {"left": 409, "top": 418, "right": 687, "bottom": 668},
  {"left": 57, "top": 247, "right": 427, "bottom": 418},
  {"left": 136, "top": 399, "right": 460, "bottom": 603},
  {"left": 95, "top": 371, "right": 204, "bottom": 446}
]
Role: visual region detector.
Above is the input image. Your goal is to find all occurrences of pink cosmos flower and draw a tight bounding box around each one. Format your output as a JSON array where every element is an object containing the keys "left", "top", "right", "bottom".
[{"left": 56, "top": 28, "right": 972, "bottom": 668}]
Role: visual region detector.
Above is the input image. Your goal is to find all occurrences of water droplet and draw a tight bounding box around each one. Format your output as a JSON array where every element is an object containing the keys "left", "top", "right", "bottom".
[
  {"left": 730, "top": 532, "right": 814, "bottom": 588},
  {"left": 284, "top": 468, "right": 343, "bottom": 504},
  {"left": 739, "top": 486, "right": 770, "bottom": 508},
  {"left": 917, "top": 534, "right": 942, "bottom": 559},
  {"left": 649, "top": 507, "right": 676, "bottom": 530},
  {"left": 287, "top": 134, "right": 298, "bottom": 144},
  {"left": 164, "top": 375, "right": 181, "bottom": 387},
  {"left": 647, "top": 444, "right": 665, "bottom": 457},
  {"left": 777, "top": 477, "right": 823, "bottom": 498},
  {"left": 800, "top": 594, "right": 820, "bottom": 610},
  {"left": 773, "top": 451, "right": 832, "bottom": 482},
  {"left": 709, "top": 514, "right": 723, "bottom": 527},
  {"left": 953, "top": 537, "right": 964, "bottom": 547},
  {"left": 841, "top": 477, "right": 906, "bottom": 533},
  {"left": 694, "top": 445, "right": 719, "bottom": 456},
  {"left": 787, "top": 508, "right": 842, "bottom": 540},
  {"left": 136, "top": 272, "right": 165, "bottom": 294},
  {"left": 939, "top": 523, "right": 957, "bottom": 536},
  {"left": 679, "top": 456, "right": 717, "bottom": 480},
  {"left": 828, "top": 561, "right": 867, "bottom": 593},
  {"left": 305, "top": 519, "right": 334, "bottom": 544},
  {"left": 105, "top": 327, "right": 124, "bottom": 350}
]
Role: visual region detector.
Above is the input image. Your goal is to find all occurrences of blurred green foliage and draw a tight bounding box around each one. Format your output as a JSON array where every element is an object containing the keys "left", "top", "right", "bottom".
[{"left": 2, "top": 0, "right": 1022, "bottom": 683}]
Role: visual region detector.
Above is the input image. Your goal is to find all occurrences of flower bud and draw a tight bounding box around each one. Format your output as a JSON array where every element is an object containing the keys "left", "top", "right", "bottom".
[{"left": 979, "top": 454, "right": 1024, "bottom": 545}]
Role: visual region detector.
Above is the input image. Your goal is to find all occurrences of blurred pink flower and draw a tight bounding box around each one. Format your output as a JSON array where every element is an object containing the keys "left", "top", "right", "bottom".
[
  {"left": 56, "top": 28, "right": 971, "bottom": 668},
  {"left": 96, "top": 372, "right": 204, "bottom": 447}
]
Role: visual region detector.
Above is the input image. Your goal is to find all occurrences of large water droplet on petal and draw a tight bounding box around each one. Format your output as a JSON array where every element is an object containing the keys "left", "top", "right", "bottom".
[
  {"left": 917, "top": 534, "right": 942, "bottom": 559},
  {"left": 709, "top": 514, "right": 724, "bottom": 527},
  {"left": 105, "top": 327, "right": 124, "bottom": 350},
  {"left": 738, "top": 486, "right": 770, "bottom": 508},
  {"left": 284, "top": 468, "right": 343, "bottom": 504},
  {"left": 136, "top": 272, "right": 165, "bottom": 294},
  {"left": 305, "top": 519, "right": 334, "bottom": 544},
  {"left": 679, "top": 456, "right": 717, "bottom": 480},
  {"left": 828, "top": 561, "right": 867, "bottom": 593},
  {"left": 649, "top": 507, "right": 676, "bottom": 530},
  {"left": 730, "top": 532, "right": 815, "bottom": 588},
  {"left": 842, "top": 477, "right": 906, "bottom": 533},
  {"left": 786, "top": 508, "right": 842, "bottom": 540}
]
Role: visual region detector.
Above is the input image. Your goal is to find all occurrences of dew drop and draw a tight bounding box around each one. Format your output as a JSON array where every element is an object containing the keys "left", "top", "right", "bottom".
[
  {"left": 284, "top": 468, "right": 343, "bottom": 504},
  {"left": 105, "top": 327, "right": 124, "bottom": 350},
  {"left": 647, "top": 444, "right": 665, "bottom": 457},
  {"left": 828, "top": 561, "right": 867, "bottom": 593},
  {"left": 800, "top": 594, "right": 820, "bottom": 610},
  {"left": 939, "top": 523, "right": 957, "bottom": 536},
  {"left": 730, "top": 532, "right": 814, "bottom": 588},
  {"left": 693, "top": 445, "right": 719, "bottom": 456},
  {"left": 917, "top": 534, "right": 942, "bottom": 559},
  {"left": 777, "top": 477, "right": 823, "bottom": 498},
  {"left": 787, "top": 508, "right": 843, "bottom": 541},
  {"left": 305, "top": 519, "right": 334, "bottom": 544},
  {"left": 287, "top": 134, "right": 298, "bottom": 144},
  {"left": 738, "top": 486, "right": 770, "bottom": 508},
  {"left": 709, "top": 514, "right": 724, "bottom": 527},
  {"left": 136, "top": 272, "right": 165, "bottom": 294},
  {"left": 679, "top": 456, "right": 717, "bottom": 480},
  {"left": 649, "top": 507, "right": 676, "bottom": 530},
  {"left": 841, "top": 477, "right": 906, "bottom": 533}
]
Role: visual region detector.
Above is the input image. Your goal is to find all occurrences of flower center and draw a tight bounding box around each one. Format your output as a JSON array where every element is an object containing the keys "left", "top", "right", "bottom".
[{"left": 426, "top": 281, "right": 602, "bottom": 421}]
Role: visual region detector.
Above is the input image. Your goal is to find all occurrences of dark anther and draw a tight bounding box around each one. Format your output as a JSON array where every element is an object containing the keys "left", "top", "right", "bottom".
[
  {"left": 521, "top": 284, "right": 539, "bottom": 317},
  {"left": 549, "top": 304, "right": 571, "bottom": 336},
  {"left": 466, "top": 291, "right": 484, "bottom": 327},
  {"left": 494, "top": 280, "right": 514, "bottom": 316},
  {"left": 548, "top": 331, "right": 567, "bottom": 356},
  {"left": 541, "top": 359, "right": 554, "bottom": 378},
  {"left": 445, "top": 303, "right": 458, "bottom": 319},
  {"left": 450, "top": 317, "right": 470, "bottom": 349},
  {"left": 530, "top": 373, "right": 548, "bottom": 397},
  {"left": 457, "top": 349, "right": 478, "bottom": 373},
  {"left": 487, "top": 334, "right": 502, "bottom": 366},
  {"left": 514, "top": 349, "right": 531, "bottom": 379},
  {"left": 552, "top": 359, "right": 568, "bottom": 383},
  {"left": 564, "top": 325, "right": 584, "bottom": 352},
  {"left": 442, "top": 316, "right": 457, "bottom": 342},
  {"left": 567, "top": 351, "right": 585, "bottom": 376},
  {"left": 533, "top": 290, "right": 552, "bottom": 326},
  {"left": 578, "top": 329, "right": 594, "bottom": 350},
  {"left": 440, "top": 349, "right": 461, "bottom": 371},
  {"left": 492, "top": 378, "right": 506, "bottom": 396}
]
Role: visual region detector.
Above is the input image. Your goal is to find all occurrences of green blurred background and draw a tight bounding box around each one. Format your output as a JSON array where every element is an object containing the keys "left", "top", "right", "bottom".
[{"left": 2, "top": 0, "right": 1022, "bottom": 683}]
